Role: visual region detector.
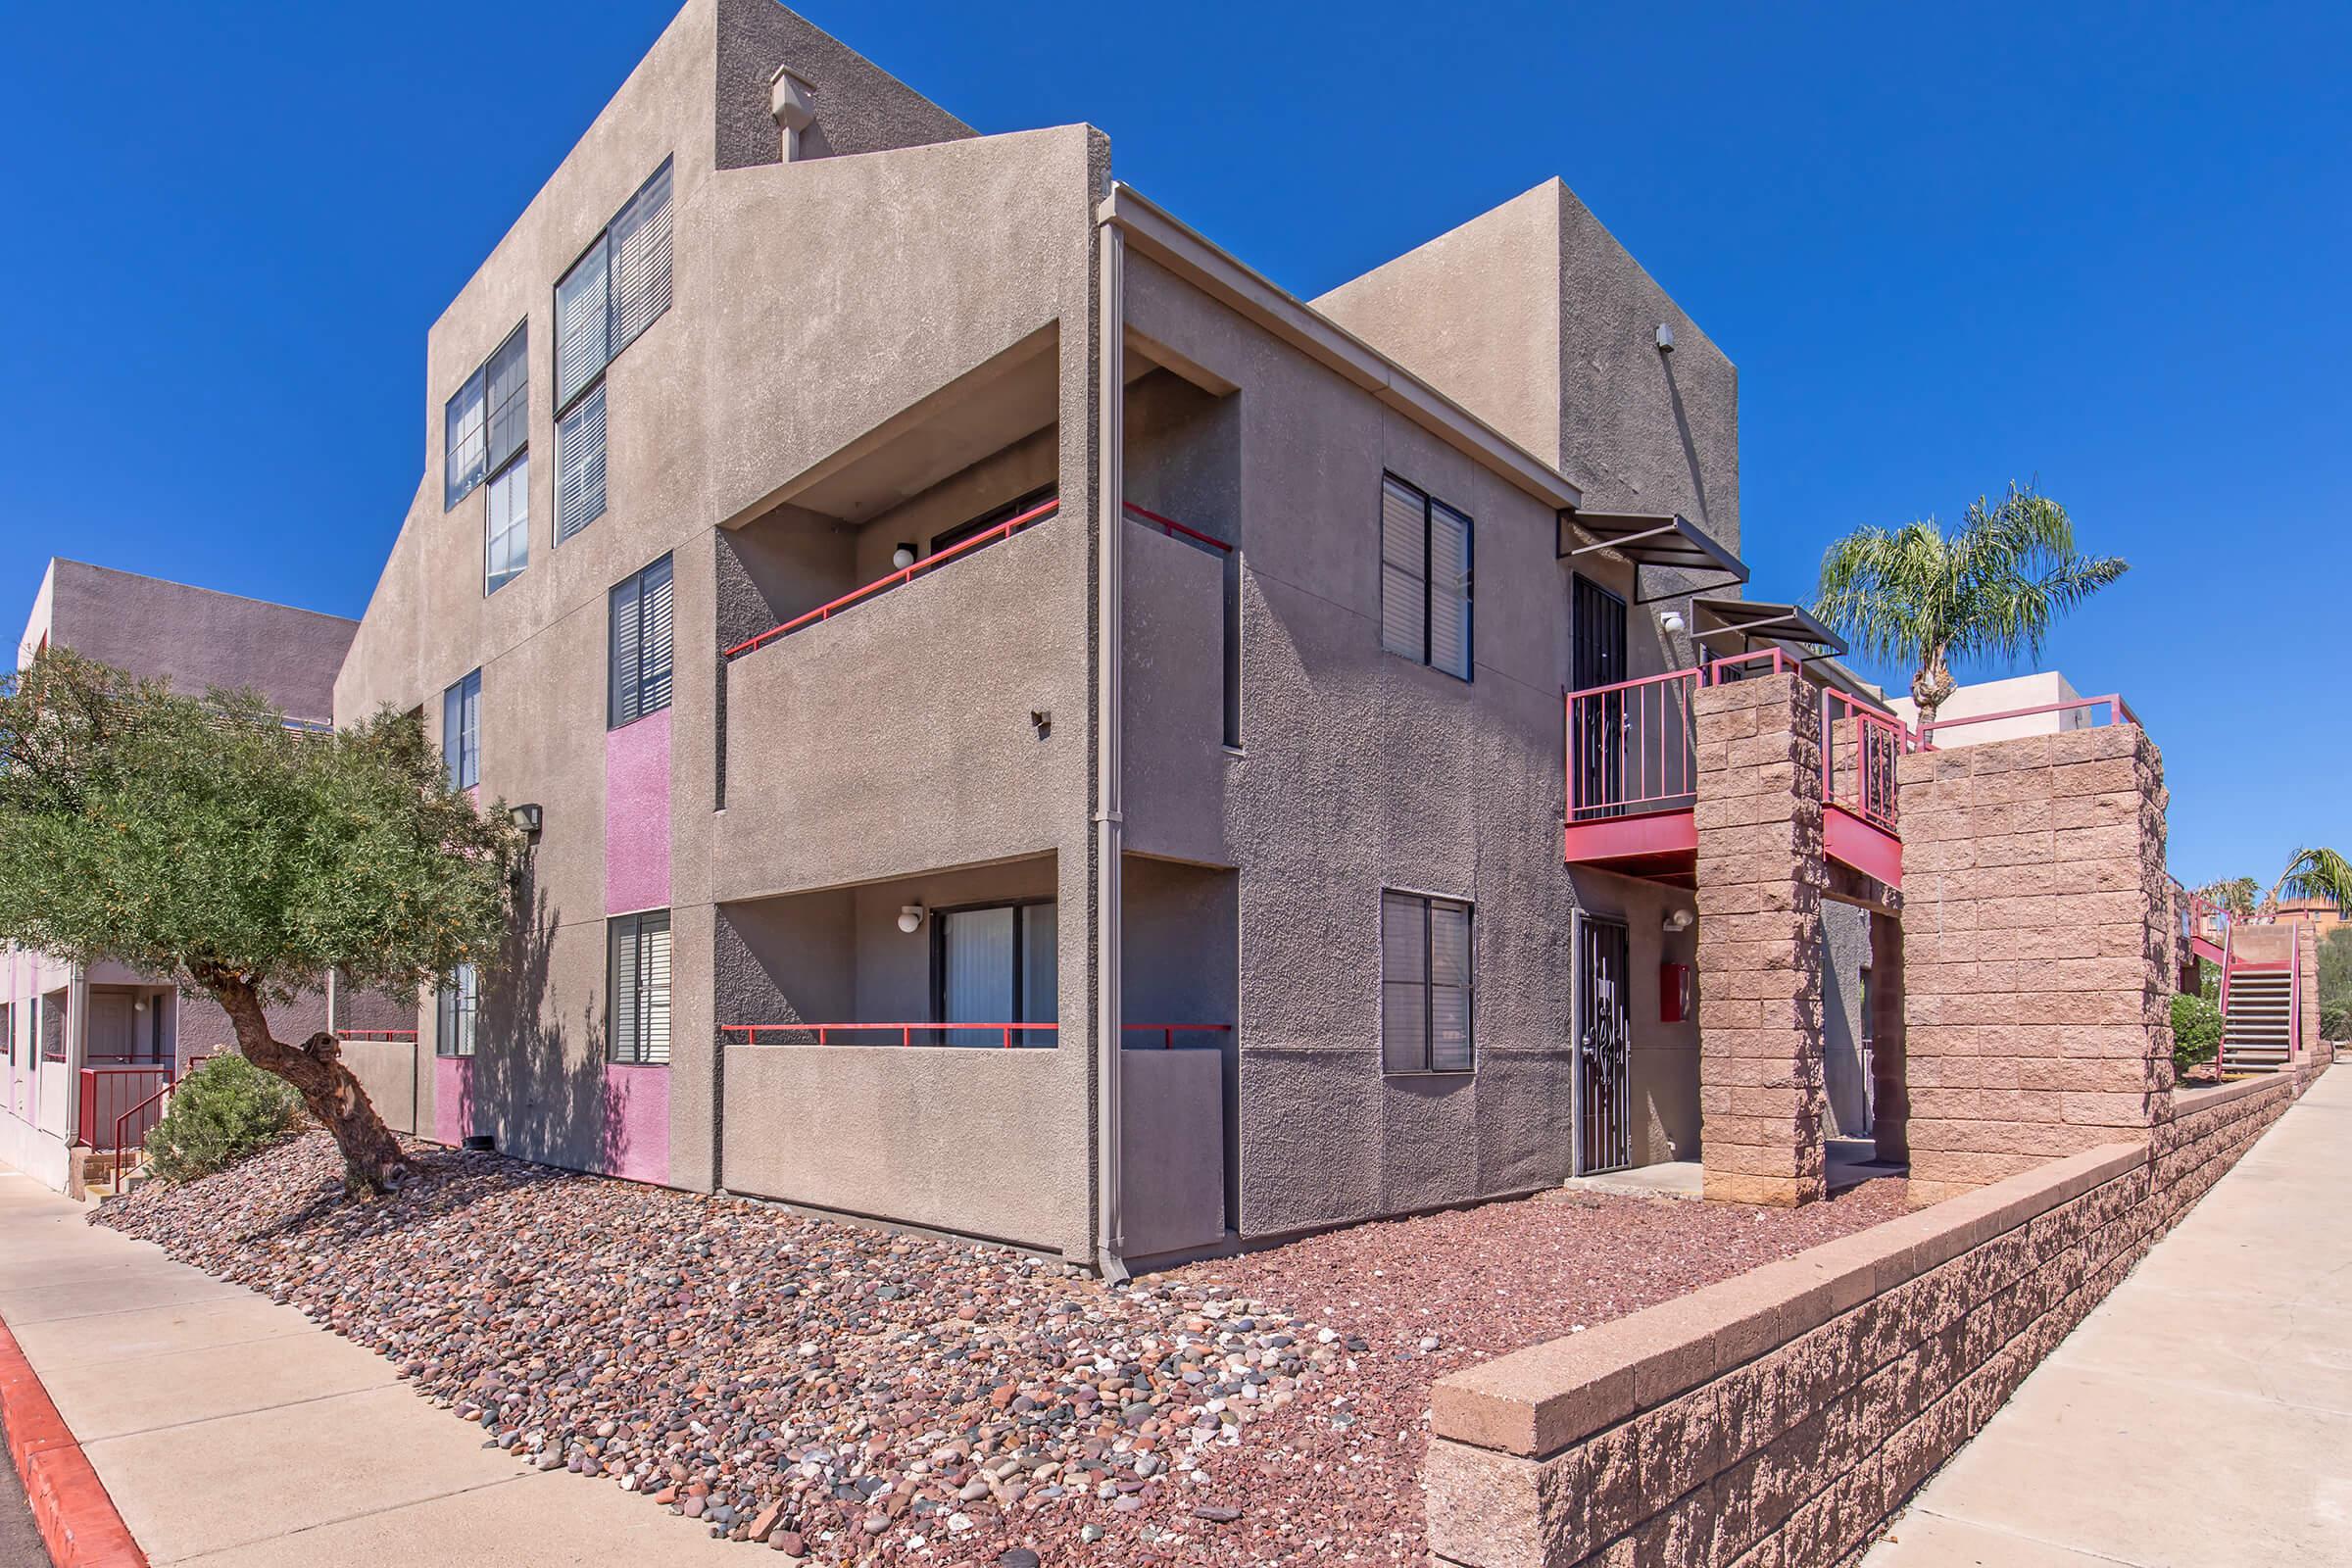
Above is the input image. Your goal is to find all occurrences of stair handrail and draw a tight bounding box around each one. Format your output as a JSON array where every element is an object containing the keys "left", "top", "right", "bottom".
[{"left": 2289, "top": 930, "right": 2302, "bottom": 1063}]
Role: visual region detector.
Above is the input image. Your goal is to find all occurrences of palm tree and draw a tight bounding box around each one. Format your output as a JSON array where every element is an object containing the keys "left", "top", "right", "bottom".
[
  {"left": 1813, "top": 484, "right": 2129, "bottom": 726},
  {"left": 2266, "top": 847, "right": 2352, "bottom": 919}
]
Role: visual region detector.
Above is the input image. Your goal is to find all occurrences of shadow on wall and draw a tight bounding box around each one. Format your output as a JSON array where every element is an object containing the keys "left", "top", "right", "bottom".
[{"left": 469, "top": 862, "right": 628, "bottom": 1178}]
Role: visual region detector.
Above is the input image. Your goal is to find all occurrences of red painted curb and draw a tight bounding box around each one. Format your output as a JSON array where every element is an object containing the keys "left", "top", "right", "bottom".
[{"left": 0, "top": 1311, "right": 148, "bottom": 1568}]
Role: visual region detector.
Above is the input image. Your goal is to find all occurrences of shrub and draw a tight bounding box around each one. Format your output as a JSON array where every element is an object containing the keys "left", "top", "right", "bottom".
[
  {"left": 143, "top": 1054, "right": 303, "bottom": 1184},
  {"left": 2171, "top": 992, "right": 2222, "bottom": 1074},
  {"left": 2324, "top": 999, "right": 2351, "bottom": 1045}
]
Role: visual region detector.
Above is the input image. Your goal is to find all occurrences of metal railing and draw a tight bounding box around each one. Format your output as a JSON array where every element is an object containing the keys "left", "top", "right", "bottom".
[
  {"left": 1566, "top": 668, "right": 1701, "bottom": 821},
  {"left": 335, "top": 1028, "right": 418, "bottom": 1043},
  {"left": 1123, "top": 501, "right": 1233, "bottom": 554},
  {"left": 76, "top": 1066, "right": 172, "bottom": 1151},
  {"left": 1916, "top": 692, "right": 2138, "bottom": 745},
  {"left": 720, "top": 1021, "right": 1232, "bottom": 1050},
  {"left": 1823, "top": 689, "right": 1918, "bottom": 835},
  {"left": 722, "top": 497, "right": 1062, "bottom": 661}
]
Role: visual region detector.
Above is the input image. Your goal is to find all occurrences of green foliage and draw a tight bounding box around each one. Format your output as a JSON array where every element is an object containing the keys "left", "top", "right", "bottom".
[
  {"left": 2171, "top": 992, "right": 2222, "bottom": 1074},
  {"left": 2195, "top": 876, "right": 2259, "bottom": 920},
  {"left": 2322, "top": 926, "right": 2352, "bottom": 1008},
  {"left": 142, "top": 1054, "right": 303, "bottom": 1183},
  {"left": 1812, "top": 483, "right": 2128, "bottom": 717},
  {"left": 0, "top": 648, "right": 519, "bottom": 1006},
  {"left": 2269, "top": 850, "right": 2352, "bottom": 921},
  {"left": 2323, "top": 1000, "right": 2351, "bottom": 1044}
]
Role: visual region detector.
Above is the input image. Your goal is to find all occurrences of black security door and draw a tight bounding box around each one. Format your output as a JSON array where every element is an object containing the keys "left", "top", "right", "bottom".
[{"left": 1577, "top": 914, "right": 1633, "bottom": 1174}]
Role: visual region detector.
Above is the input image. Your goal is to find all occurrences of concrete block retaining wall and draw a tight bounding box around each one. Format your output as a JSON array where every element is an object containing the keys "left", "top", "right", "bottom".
[{"left": 1422, "top": 1066, "right": 2320, "bottom": 1568}]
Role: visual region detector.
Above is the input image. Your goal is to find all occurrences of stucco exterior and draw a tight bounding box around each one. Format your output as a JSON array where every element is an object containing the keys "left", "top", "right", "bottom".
[{"left": 313, "top": 0, "right": 1782, "bottom": 1264}]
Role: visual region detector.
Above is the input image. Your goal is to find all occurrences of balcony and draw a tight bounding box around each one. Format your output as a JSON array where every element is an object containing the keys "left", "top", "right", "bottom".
[{"left": 1563, "top": 667, "right": 1700, "bottom": 882}]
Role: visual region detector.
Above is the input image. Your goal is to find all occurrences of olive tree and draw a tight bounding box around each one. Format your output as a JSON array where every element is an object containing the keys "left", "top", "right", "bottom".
[{"left": 0, "top": 649, "right": 519, "bottom": 1195}]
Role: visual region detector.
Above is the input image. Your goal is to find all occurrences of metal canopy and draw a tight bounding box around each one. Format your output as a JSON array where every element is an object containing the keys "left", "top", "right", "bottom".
[
  {"left": 1556, "top": 511, "right": 1748, "bottom": 604},
  {"left": 1689, "top": 596, "right": 1849, "bottom": 660}
]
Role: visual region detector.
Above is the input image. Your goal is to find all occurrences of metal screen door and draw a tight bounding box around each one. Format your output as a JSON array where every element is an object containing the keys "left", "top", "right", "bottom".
[
  {"left": 1571, "top": 577, "right": 1630, "bottom": 819},
  {"left": 1577, "top": 914, "right": 1633, "bottom": 1174}
]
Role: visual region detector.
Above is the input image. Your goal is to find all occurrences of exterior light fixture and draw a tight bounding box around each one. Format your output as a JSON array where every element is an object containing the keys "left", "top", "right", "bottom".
[
  {"left": 892, "top": 543, "right": 917, "bottom": 570},
  {"left": 1658, "top": 610, "right": 1687, "bottom": 634},
  {"left": 510, "top": 803, "right": 544, "bottom": 836},
  {"left": 1664, "top": 907, "right": 1694, "bottom": 933},
  {"left": 769, "top": 65, "right": 817, "bottom": 162},
  {"left": 1655, "top": 322, "right": 1676, "bottom": 353},
  {"left": 897, "top": 905, "right": 926, "bottom": 934}
]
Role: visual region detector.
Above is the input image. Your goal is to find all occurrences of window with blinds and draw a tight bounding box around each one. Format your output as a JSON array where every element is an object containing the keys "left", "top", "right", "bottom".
[
  {"left": 934, "top": 900, "right": 1057, "bottom": 1048},
  {"left": 444, "top": 322, "right": 527, "bottom": 512},
  {"left": 610, "top": 910, "right": 672, "bottom": 1065},
  {"left": 442, "top": 668, "right": 481, "bottom": 789},
  {"left": 1378, "top": 474, "right": 1474, "bottom": 680},
  {"left": 551, "top": 159, "right": 671, "bottom": 548},
  {"left": 556, "top": 382, "right": 607, "bottom": 544},
  {"left": 436, "top": 963, "right": 477, "bottom": 1057},
  {"left": 609, "top": 556, "right": 674, "bottom": 728},
  {"left": 485, "top": 454, "right": 529, "bottom": 595},
  {"left": 1380, "top": 891, "right": 1474, "bottom": 1074}
]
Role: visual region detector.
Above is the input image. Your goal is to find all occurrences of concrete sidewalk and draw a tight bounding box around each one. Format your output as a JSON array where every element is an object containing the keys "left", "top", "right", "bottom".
[
  {"left": 0, "top": 1170, "right": 735, "bottom": 1567},
  {"left": 1867, "top": 1066, "right": 2352, "bottom": 1567}
]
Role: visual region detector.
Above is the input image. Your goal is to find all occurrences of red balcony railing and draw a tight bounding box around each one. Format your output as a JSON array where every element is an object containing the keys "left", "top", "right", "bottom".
[
  {"left": 722, "top": 497, "right": 1061, "bottom": 661},
  {"left": 1823, "top": 689, "right": 1917, "bottom": 835},
  {"left": 1566, "top": 668, "right": 1701, "bottom": 821},
  {"left": 720, "top": 1021, "right": 1231, "bottom": 1050},
  {"left": 1915, "top": 692, "right": 2138, "bottom": 745},
  {"left": 77, "top": 1066, "right": 172, "bottom": 1151}
]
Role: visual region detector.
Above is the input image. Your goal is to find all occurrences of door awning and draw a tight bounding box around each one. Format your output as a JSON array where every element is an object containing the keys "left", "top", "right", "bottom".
[
  {"left": 1556, "top": 511, "right": 1748, "bottom": 603},
  {"left": 1690, "top": 597, "right": 1849, "bottom": 660}
]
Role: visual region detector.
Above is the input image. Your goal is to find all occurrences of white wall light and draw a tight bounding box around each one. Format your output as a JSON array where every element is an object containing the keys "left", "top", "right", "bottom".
[
  {"left": 1659, "top": 610, "right": 1687, "bottom": 635},
  {"left": 1664, "top": 906, "right": 1694, "bottom": 933},
  {"left": 891, "top": 543, "right": 917, "bottom": 570},
  {"left": 897, "top": 905, "right": 926, "bottom": 935}
]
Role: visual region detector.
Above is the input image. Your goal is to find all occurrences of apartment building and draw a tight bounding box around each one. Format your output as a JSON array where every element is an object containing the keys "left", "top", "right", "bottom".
[
  {"left": 331, "top": 0, "right": 1852, "bottom": 1269},
  {"left": 0, "top": 562, "right": 408, "bottom": 1193}
]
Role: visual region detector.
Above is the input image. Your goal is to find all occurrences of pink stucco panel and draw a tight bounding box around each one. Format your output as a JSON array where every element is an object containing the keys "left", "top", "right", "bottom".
[
  {"left": 606, "top": 710, "right": 672, "bottom": 914},
  {"left": 603, "top": 1064, "right": 670, "bottom": 1184},
  {"left": 434, "top": 1054, "right": 474, "bottom": 1147}
]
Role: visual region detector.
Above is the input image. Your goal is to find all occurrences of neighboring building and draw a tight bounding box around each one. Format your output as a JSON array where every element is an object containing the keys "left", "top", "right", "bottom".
[
  {"left": 329, "top": 0, "right": 1802, "bottom": 1268},
  {"left": 0, "top": 562, "right": 411, "bottom": 1194},
  {"left": 2273, "top": 896, "right": 2345, "bottom": 931},
  {"left": 1886, "top": 670, "right": 2097, "bottom": 745}
]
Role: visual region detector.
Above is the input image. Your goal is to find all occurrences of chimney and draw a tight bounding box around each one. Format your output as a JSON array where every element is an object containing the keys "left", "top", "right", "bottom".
[{"left": 769, "top": 65, "right": 816, "bottom": 162}]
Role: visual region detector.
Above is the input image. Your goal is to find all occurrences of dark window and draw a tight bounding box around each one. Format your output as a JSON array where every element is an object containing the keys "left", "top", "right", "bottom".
[
  {"left": 932, "top": 899, "right": 1057, "bottom": 1048},
  {"left": 551, "top": 159, "right": 670, "bottom": 547},
  {"left": 928, "top": 485, "right": 1057, "bottom": 560},
  {"left": 0, "top": 1003, "right": 11, "bottom": 1066},
  {"left": 609, "top": 910, "right": 671, "bottom": 1065},
  {"left": 1381, "top": 891, "right": 1473, "bottom": 1073},
  {"left": 1380, "top": 474, "right": 1473, "bottom": 679},
  {"left": 436, "top": 964, "right": 477, "bottom": 1057},
  {"left": 442, "top": 669, "right": 481, "bottom": 789},
  {"left": 445, "top": 322, "right": 527, "bottom": 511},
  {"left": 609, "top": 556, "right": 674, "bottom": 728}
]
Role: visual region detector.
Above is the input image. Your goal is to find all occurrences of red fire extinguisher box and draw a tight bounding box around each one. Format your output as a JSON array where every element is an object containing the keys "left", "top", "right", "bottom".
[{"left": 1660, "top": 961, "right": 1692, "bottom": 1024}]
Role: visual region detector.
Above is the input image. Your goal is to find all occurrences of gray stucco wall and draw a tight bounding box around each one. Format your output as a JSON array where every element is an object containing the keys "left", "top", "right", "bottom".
[
  {"left": 1823, "top": 901, "right": 1874, "bottom": 1139},
  {"left": 44, "top": 560, "right": 355, "bottom": 720},
  {"left": 711, "top": 0, "right": 972, "bottom": 171}
]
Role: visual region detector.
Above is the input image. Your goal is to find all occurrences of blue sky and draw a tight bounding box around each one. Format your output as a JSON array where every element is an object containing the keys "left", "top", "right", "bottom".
[{"left": 0, "top": 1, "right": 2343, "bottom": 885}]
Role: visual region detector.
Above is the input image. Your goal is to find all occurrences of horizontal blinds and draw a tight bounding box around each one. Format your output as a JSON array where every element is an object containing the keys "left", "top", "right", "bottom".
[
  {"left": 1380, "top": 477, "right": 1426, "bottom": 662},
  {"left": 443, "top": 368, "right": 485, "bottom": 509},
  {"left": 1429, "top": 902, "right": 1474, "bottom": 1072},
  {"left": 556, "top": 384, "right": 608, "bottom": 543},
  {"left": 612, "top": 160, "right": 673, "bottom": 352},
  {"left": 1428, "top": 500, "right": 1473, "bottom": 680},
  {"left": 638, "top": 556, "right": 674, "bottom": 716},
  {"left": 485, "top": 456, "right": 529, "bottom": 594},
  {"left": 1380, "top": 892, "right": 1428, "bottom": 1072},
  {"left": 609, "top": 570, "right": 642, "bottom": 727},
  {"left": 555, "top": 236, "right": 610, "bottom": 408},
  {"left": 612, "top": 912, "right": 670, "bottom": 1065}
]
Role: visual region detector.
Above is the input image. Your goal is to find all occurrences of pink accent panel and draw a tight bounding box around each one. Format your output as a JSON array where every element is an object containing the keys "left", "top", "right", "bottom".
[
  {"left": 602, "top": 1064, "right": 670, "bottom": 1184},
  {"left": 606, "top": 709, "right": 672, "bottom": 913},
  {"left": 434, "top": 1054, "right": 474, "bottom": 1147}
]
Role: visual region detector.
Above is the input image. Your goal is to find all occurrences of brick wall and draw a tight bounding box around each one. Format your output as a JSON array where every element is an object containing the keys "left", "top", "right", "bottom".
[
  {"left": 1422, "top": 1066, "right": 2317, "bottom": 1568},
  {"left": 1896, "top": 725, "right": 2174, "bottom": 1200},
  {"left": 1692, "top": 672, "right": 1827, "bottom": 1204}
]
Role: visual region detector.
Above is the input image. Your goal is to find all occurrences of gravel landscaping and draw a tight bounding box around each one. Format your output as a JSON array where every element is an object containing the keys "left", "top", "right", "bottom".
[{"left": 97, "top": 1133, "right": 1906, "bottom": 1565}]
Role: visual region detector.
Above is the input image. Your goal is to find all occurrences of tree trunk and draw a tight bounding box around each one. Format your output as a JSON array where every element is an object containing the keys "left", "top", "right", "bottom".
[
  {"left": 206, "top": 972, "right": 411, "bottom": 1198},
  {"left": 1910, "top": 646, "right": 1957, "bottom": 729}
]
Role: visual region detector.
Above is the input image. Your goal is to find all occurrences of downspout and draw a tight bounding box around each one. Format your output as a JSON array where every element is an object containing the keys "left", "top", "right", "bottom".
[{"left": 1094, "top": 214, "right": 1128, "bottom": 1282}]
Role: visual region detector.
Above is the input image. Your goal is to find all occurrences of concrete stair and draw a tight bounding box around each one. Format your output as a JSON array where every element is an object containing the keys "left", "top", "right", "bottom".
[{"left": 2221, "top": 968, "right": 2294, "bottom": 1075}]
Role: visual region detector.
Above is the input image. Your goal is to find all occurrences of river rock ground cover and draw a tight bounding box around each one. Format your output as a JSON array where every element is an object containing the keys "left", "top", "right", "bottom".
[{"left": 97, "top": 1133, "right": 1905, "bottom": 1565}]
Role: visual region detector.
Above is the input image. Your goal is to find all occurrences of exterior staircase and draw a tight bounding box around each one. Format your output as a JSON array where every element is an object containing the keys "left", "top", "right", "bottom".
[{"left": 2220, "top": 966, "right": 2295, "bottom": 1075}]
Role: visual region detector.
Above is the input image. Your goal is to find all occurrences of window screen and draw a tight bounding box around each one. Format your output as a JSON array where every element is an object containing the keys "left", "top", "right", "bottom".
[
  {"left": 1378, "top": 474, "right": 1474, "bottom": 679},
  {"left": 485, "top": 455, "right": 529, "bottom": 595},
  {"left": 610, "top": 910, "right": 672, "bottom": 1065},
  {"left": 1381, "top": 891, "right": 1474, "bottom": 1073},
  {"left": 442, "top": 669, "right": 481, "bottom": 790},
  {"left": 609, "top": 556, "right": 674, "bottom": 727},
  {"left": 436, "top": 964, "right": 477, "bottom": 1057}
]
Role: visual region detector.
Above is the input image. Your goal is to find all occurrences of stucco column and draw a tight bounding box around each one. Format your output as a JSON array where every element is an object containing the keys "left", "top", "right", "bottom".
[
  {"left": 1692, "top": 671, "right": 1828, "bottom": 1205},
  {"left": 1897, "top": 725, "right": 2172, "bottom": 1202},
  {"left": 1869, "top": 908, "right": 1908, "bottom": 1162}
]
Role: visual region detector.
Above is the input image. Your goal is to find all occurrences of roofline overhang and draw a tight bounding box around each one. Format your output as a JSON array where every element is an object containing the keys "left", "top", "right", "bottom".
[{"left": 1097, "top": 183, "right": 1585, "bottom": 514}]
